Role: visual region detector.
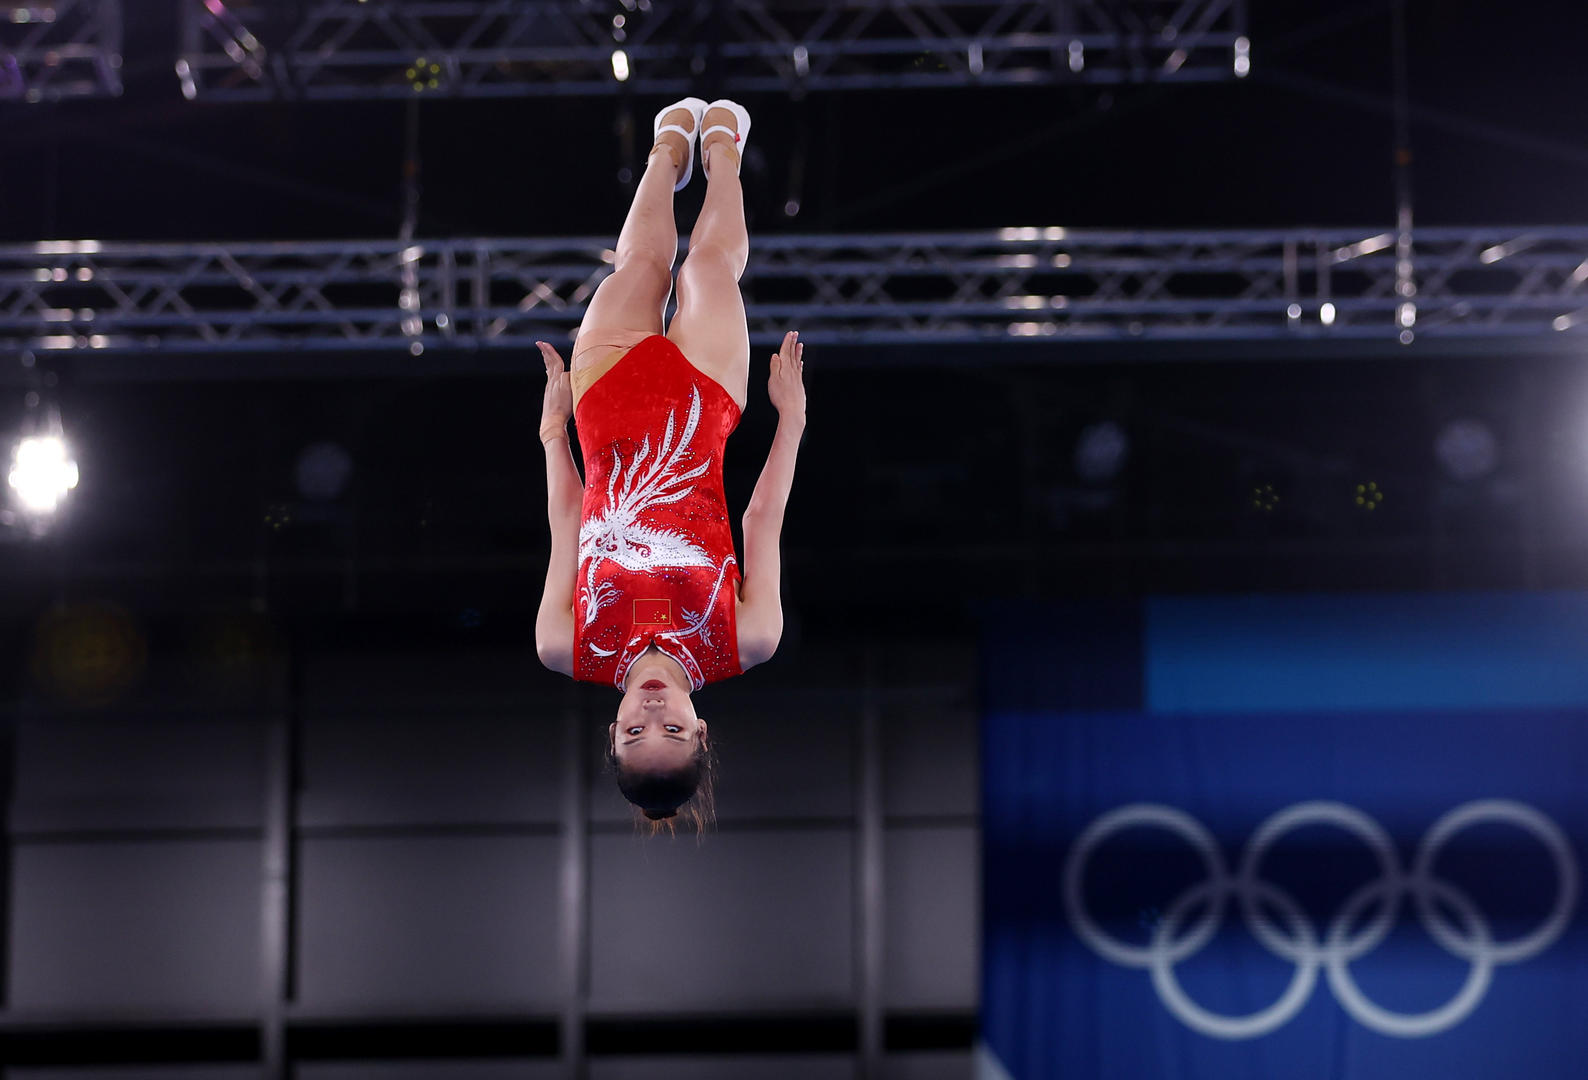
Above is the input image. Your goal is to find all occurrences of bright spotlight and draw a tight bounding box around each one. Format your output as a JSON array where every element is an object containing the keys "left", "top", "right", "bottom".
[
  {"left": 1320, "top": 301, "right": 1337, "bottom": 326},
  {"left": 611, "top": 49, "right": 630, "bottom": 81},
  {"left": 9, "top": 434, "right": 79, "bottom": 515}
]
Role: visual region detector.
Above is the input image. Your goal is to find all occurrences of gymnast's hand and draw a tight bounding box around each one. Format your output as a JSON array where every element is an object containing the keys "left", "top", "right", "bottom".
[
  {"left": 768, "top": 330, "right": 806, "bottom": 422},
  {"left": 537, "top": 340, "right": 573, "bottom": 442}
]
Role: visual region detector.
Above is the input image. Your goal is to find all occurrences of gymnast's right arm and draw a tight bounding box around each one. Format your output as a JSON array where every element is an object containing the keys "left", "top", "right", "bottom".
[{"left": 534, "top": 341, "right": 580, "bottom": 676}]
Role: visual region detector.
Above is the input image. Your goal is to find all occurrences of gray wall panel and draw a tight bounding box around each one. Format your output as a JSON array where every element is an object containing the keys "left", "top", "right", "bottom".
[
  {"left": 589, "top": 831, "right": 854, "bottom": 1010},
  {"left": 296, "top": 836, "right": 561, "bottom": 1011},
  {"left": 8, "top": 1068, "right": 260, "bottom": 1080},
  {"left": 296, "top": 1063, "right": 562, "bottom": 1080},
  {"left": 299, "top": 713, "right": 561, "bottom": 827},
  {"left": 12, "top": 715, "right": 266, "bottom": 833},
  {"left": 880, "top": 704, "right": 978, "bottom": 820},
  {"left": 302, "top": 652, "right": 542, "bottom": 710},
  {"left": 879, "top": 1052, "right": 975, "bottom": 1080},
  {"left": 588, "top": 690, "right": 857, "bottom": 823},
  {"left": 8, "top": 840, "right": 261, "bottom": 1014},
  {"left": 883, "top": 827, "right": 978, "bottom": 1009},
  {"left": 590, "top": 1057, "right": 856, "bottom": 1080}
]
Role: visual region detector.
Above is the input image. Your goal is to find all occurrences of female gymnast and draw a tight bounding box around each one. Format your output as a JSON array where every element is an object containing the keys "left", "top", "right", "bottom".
[{"left": 534, "top": 98, "right": 807, "bottom": 830}]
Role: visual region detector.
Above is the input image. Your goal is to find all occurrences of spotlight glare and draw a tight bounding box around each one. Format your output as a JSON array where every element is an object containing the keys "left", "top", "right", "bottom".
[
  {"left": 611, "top": 49, "right": 630, "bottom": 81},
  {"left": 1435, "top": 419, "right": 1498, "bottom": 482},
  {"left": 1075, "top": 421, "right": 1129, "bottom": 483},
  {"left": 8, "top": 435, "right": 79, "bottom": 515},
  {"left": 1320, "top": 301, "right": 1337, "bottom": 325}
]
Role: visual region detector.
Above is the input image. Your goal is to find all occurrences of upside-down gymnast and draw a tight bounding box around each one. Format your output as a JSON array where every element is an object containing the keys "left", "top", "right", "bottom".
[{"left": 534, "top": 98, "right": 807, "bottom": 830}]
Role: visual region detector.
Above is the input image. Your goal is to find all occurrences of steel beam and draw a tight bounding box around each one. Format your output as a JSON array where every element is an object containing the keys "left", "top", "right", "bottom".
[
  {"left": 0, "top": 0, "right": 122, "bottom": 101},
  {"left": 2, "top": 226, "right": 1585, "bottom": 354},
  {"left": 176, "top": 0, "right": 1248, "bottom": 101}
]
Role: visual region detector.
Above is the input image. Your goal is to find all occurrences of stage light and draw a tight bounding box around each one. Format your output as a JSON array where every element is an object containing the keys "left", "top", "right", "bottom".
[
  {"left": 1320, "top": 302, "right": 1337, "bottom": 325},
  {"left": 1286, "top": 303, "right": 1302, "bottom": 321},
  {"left": 1398, "top": 301, "right": 1416, "bottom": 328},
  {"left": 1233, "top": 36, "right": 1251, "bottom": 77},
  {"left": 1335, "top": 233, "right": 1393, "bottom": 262},
  {"left": 1075, "top": 421, "right": 1129, "bottom": 483},
  {"left": 611, "top": 49, "right": 630, "bottom": 81},
  {"left": 1068, "top": 40, "right": 1084, "bottom": 73},
  {"left": 406, "top": 57, "right": 441, "bottom": 92},
  {"left": 1434, "top": 419, "right": 1498, "bottom": 481},
  {"left": 8, "top": 434, "right": 79, "bottom": 515},
  {"left": 1354, "top": 482, "right": 1384, "bottom": 511}
]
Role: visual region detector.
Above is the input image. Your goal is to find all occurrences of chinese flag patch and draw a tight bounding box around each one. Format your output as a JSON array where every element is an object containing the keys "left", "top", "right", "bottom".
[{"left": 633, "top": 599, "right": 672, "bottom": 625}]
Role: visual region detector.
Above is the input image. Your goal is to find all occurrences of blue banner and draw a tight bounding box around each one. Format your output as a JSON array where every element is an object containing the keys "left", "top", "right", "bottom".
[{"left": 981, "top": 595, "right": 1588, "bottom": 1080}]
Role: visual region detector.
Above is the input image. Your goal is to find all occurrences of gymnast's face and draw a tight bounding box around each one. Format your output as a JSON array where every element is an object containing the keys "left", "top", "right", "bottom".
[{"left": 612, "top": 682, "right": 707, "bottom": 772}]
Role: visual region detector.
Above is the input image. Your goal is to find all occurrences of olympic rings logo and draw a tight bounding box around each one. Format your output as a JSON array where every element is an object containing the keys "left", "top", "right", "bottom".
[{"left": 1062, "top": 800, "right": 1579, "bottom": 1039}]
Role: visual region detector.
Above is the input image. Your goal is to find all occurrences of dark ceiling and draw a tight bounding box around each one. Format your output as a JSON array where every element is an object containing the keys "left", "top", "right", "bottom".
[{"left": 2, "top": 1, "right": 1585, "bottom": 241}]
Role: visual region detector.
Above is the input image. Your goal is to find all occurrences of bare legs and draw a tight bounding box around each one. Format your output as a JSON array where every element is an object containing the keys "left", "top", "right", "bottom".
[
  {"left": 572, "top": 106, "right": 751, "bottom": 411},
  {"left": 571, "top": 118, "right": 692, "bottom": 364},
  {"left": 666, "top": 126, "right": 752, "bottom": 410}
]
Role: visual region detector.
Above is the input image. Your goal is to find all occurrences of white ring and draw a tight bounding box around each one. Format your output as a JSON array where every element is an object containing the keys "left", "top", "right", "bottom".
[
  {"left": 1063, "top": 803, "right": 1227, "bottom": 969},
  {"left": 1412, "top": 798, "right": 1579, "bottom": 965},
  {"left": 1064, "top": 799, "right": 1578, "bottom": 1038},
  {"left": 1238, "top": 800, "right": 1402, "bottom": 965},
  {"left": 1149, "top": 877, "right": 1319, "bottom": 1039},
  {"left": 1326, "top": 876, "right": 1493, "bottom": 1037}
]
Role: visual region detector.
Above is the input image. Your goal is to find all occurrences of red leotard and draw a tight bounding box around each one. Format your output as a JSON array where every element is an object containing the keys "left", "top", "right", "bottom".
[{"left": 571, "top": 334, "right": 744, "bottom": 690}]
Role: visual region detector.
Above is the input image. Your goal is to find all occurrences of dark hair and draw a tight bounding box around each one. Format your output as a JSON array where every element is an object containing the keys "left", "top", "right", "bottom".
[{"left": 606, "top": 733, "right": 717, "bottom": 836}]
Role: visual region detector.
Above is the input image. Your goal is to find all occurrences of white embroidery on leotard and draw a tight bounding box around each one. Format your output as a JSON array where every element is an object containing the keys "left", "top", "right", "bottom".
[{"left": 578, "top": 384, "right": 714, "bottom": 627}]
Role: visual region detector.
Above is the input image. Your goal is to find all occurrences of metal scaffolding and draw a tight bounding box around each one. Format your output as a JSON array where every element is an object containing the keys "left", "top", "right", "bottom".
[
  {"left": 0, "top": 0, "right": 123, "bottom": 101},
  {"left": 176, "top": 0, "right": 1249, "bottom": 101},
  {"left": 3, "top": 226, "right": 1585, "bottom": 355}
]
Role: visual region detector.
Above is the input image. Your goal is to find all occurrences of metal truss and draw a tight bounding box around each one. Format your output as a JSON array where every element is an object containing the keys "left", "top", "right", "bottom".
[
  {"left": 176, "top": 0, "right": 1249, "bottom": 101},
  {"left": 0, "top": 0, "right": 122, "bottom": 101},
  {"left": 2, "top": 226, "right": 1585, "bottom": 355}
]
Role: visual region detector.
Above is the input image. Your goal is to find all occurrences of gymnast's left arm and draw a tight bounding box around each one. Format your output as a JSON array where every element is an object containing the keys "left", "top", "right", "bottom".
[{"left": 738, "top": 331, "right": 806, "bottom": 670}]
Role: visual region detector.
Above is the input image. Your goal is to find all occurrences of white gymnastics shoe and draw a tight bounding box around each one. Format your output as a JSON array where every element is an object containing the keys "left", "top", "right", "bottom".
[
  {"left": 652, "top": 97, "right": 709, "bottom": 190},
  {"left": 699, "top": 98, "right": 751, "bottom": 180}
]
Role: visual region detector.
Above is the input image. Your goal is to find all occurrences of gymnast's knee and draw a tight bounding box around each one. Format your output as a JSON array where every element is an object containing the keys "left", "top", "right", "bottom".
[
  {"left": 611, "top": 245, "right": 675, "bottom": 283},
  {"left": 678, "top": 243, "right": 745, "bottom": 288}
]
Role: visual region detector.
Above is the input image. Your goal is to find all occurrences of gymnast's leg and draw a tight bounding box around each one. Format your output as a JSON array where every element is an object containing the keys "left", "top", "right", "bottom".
[
  {"left": 569, "top": 107, "right": 695, "bottom": 382},
  {"left": 666, "top": 105, "right": 751, "bottom": 411}
]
